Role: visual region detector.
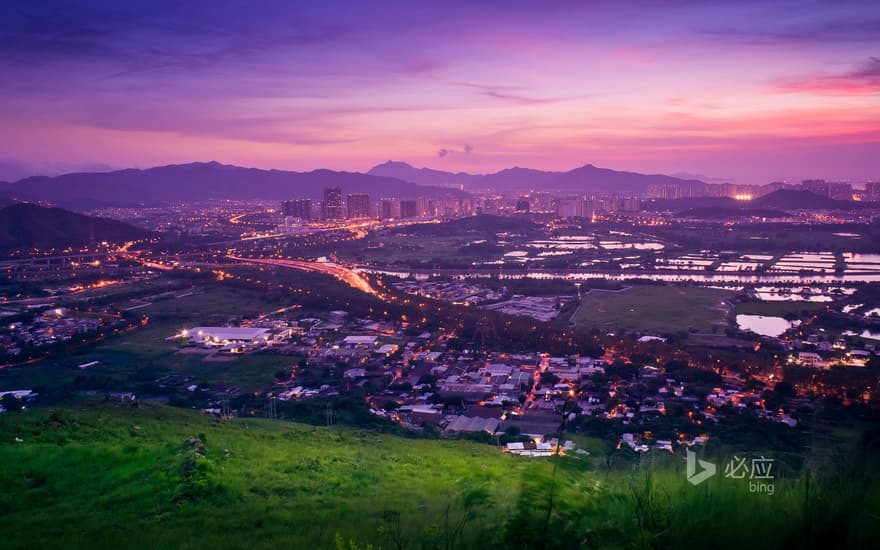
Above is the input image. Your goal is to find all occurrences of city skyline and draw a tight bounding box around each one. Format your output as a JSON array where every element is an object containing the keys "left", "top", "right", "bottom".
[{"left": 1, "top": 0, "right": 878, "bottom": 184}]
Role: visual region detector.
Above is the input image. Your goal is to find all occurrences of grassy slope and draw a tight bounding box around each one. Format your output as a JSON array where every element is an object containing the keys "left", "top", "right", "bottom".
[
  {"left": 1, "top": 402, "right": 878, "bottom": 549},
  {"left": 0, "top": 402, "right": 530, "bottom": 549},
  {"left": 572, "top": 285, "right": 732, "bottom": 334}
]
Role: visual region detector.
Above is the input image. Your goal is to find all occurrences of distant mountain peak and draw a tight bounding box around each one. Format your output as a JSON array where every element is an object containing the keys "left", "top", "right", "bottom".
[
  {"left": 376, "top": 160, "right": 414, "bottom": 169},
  {"left": 368, "top": 160, "right": 706, "bottom": 193},
  {"left": 1, "top": 162, "right": 463, "bottom": 207}
]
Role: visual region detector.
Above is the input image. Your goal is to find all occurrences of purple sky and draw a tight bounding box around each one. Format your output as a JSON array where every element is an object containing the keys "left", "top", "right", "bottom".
[{"left": 1, "top": 0, "right": 878, "bottom": 184}]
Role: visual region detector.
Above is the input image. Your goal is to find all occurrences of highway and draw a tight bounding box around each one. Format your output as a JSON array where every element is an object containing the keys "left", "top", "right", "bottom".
[{"left": 226, "top": 256, "right": 378, "bottom": 296}]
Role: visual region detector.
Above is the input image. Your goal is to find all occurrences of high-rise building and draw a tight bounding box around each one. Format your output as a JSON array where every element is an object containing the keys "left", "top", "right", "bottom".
[
  {"left": 281, "top": 198, "right": 312, "bottom": 220},
  {"left": 760, "top": 182, "right": 787, "bottom": 196},
  {"left": 801, "top": 179, "right": 830, "bottom": 197},
  {"left": 379, "top": 198, "right": 399, "bottom": 220},
  {"left": 347, "top": 193, "right": 371, "bottom": 219},
  {"left": 646, "top": 181, "right": 707, "bottom": 199},
  {"left": 617, "top": 196, "right": 641, "bottom": 212},
  {"left": 556, "top": 197, "right": 583, "bottom": 219},
  {"left": 322, "top": 187, "right": 345, "bottom": 220},
  {"left": 866, "top": 182, "right": 880, "bottom": 202},
  {"left": 426, "top": 196, "right": 469, "bottom": 218},
  {"left": 829, "top": 182, "right": 853, "bottom": 201},
  {"left": 418, "top": 196, "right": 433, "bottom": 218},
  {"left": 399, "top": 199, "right": 418, "bottom": 219},
  {"left": 515, "top": 198, "right": 530, "bottom": 212}
]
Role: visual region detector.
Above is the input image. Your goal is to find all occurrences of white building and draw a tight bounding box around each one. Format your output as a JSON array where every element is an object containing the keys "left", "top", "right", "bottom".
[{"left": 186, "top": 327, "right": 271, "bottom": 347}]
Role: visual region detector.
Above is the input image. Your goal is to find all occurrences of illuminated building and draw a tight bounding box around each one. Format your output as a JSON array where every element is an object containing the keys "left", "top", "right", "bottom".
[
  {"left": 322, "top": 187, "right": 345, "bottom": 220},
  {"left": 399, "top": 199, "right": 418, "bottom": 218},
  {"left": 281, "top": 198, "right": 312, "bottom": 220},
  {"left": 379, "top": 198, "right": 399, "bottom": 220},
  {"left": 347, "top": 193, "right": 371, "bottom": 219}
]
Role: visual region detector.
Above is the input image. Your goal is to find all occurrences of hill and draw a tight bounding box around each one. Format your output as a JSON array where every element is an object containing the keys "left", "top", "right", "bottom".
[
  {"left": 0, "top": 162, "right": 465, "bottom": 208},
  {"left": 369, "top": 160, "right": 710, "bottom": 194},
  {"left": 0, "top": 203, "right": 153, "bottom": 253},
  {"left": 676, "top": 207, "right": 790, "bottom": 219},
  {"left": 0, "top": 401, "right": 876, "bottom": 549},
  {"left": 642, "top": 196, "right": 739, "bottom": 212},
  {"left": 752, "top": 189, "right": 862, "bottom": 211},
  {"left": 645, "top": 190, "right": 865, "bottom": 217}
]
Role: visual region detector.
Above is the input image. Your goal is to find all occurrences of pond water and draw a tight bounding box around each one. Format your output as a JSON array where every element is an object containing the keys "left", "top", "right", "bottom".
[
  {"left": 361, "top": 268, "right": 880, "bottom": 284},
  {"left": 736, "top": 314, "right": 793, "bottom": 337}
]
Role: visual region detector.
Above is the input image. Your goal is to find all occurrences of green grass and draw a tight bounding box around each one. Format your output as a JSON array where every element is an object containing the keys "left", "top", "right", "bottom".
[
  {"left": 571, "top": 284, "right": 732, "bottom": 335},
  {"left": 0, "top": 401, "right": 877, "bottom": 549}
]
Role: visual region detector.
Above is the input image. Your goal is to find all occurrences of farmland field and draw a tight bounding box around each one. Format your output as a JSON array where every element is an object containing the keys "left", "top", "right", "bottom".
[{"left": 571, "top": 284, "right": 732, "bottom": 335}]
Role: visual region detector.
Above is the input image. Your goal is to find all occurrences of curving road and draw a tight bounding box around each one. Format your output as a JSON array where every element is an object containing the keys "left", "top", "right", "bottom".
[{"left": 225, "top": 255, "right": 378, "bottom": 296}]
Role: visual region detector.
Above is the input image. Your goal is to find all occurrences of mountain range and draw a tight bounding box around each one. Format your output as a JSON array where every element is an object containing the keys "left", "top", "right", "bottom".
[
  {"left": 0, "top": 161, "right": 466, "bottom": 208},
  {"left": 368, "top": 161, "right": 710, "bottom": 194},
  {"left": 0, "top": 160, "right": 712, "bottom": 207}
]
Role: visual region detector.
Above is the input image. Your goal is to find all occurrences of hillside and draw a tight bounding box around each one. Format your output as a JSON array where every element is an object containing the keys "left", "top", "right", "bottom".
[
  {"left": 645, "top": 190, "right": 865, "bottom": 217},
  {"left": 0, "top": 162, "right": 465, "bottom": 208},
  {"left": 1, "top": 402, "right": 878, "bottom": 549},
  {"left": 0, "top": 203, "right": 153, "bottom": 253},
  {"left": 643, "top": 196, "right": 739, "bottom": 212},
  {"left": 752, "top": 189, "right": 862, "bottom": 211},
  {"left": 677, "top": 207, "right": 790, "bottom": 219},
  {"left": 2, "top": 402, "right": 878, "bottom": 549},
  {"left": 369, "top": 161, "right": 709, "bottom": 194}
]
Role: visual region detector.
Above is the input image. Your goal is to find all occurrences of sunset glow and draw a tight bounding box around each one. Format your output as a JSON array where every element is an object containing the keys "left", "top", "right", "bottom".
[{"left": 1, "top": 0, "right": 878, "bottom": 183}]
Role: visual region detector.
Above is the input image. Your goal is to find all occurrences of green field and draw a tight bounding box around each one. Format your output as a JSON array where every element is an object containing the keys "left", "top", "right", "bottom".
[
  {"left": 572, "top": 285, "right": 732, "bottom": 335},
  {"left": 1, "top": 401, "right": 877, "bottom": 549},
  {"left": 0, "top": 286, "right": 301, "bottom": 396}
]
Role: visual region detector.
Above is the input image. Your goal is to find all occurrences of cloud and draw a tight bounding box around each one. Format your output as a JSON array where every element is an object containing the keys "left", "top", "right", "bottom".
[
  {"left": 703, "top": 16, "right": 880, "bottom": 46},
  {"left": 774, "top": 56, "right": 880, "bottom": 95},
  {"left": 482, "top": 89, "right": 559, "bottom": 105},
  {"left": 448, "top": 81, "right": 564, "bottom": 105},
  {"left": 437, "top": 144, "right": 473, "bottom": 158}
]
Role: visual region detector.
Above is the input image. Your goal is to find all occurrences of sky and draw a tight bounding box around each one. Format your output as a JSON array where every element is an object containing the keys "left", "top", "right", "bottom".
[{"left": 0, "top": 0, "right": 878, "bottom": 184}]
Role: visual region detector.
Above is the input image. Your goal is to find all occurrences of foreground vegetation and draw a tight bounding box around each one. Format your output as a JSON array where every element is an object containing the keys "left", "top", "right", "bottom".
[{"left": 1, "top": 401, "right": 878, "bottom": 549}]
